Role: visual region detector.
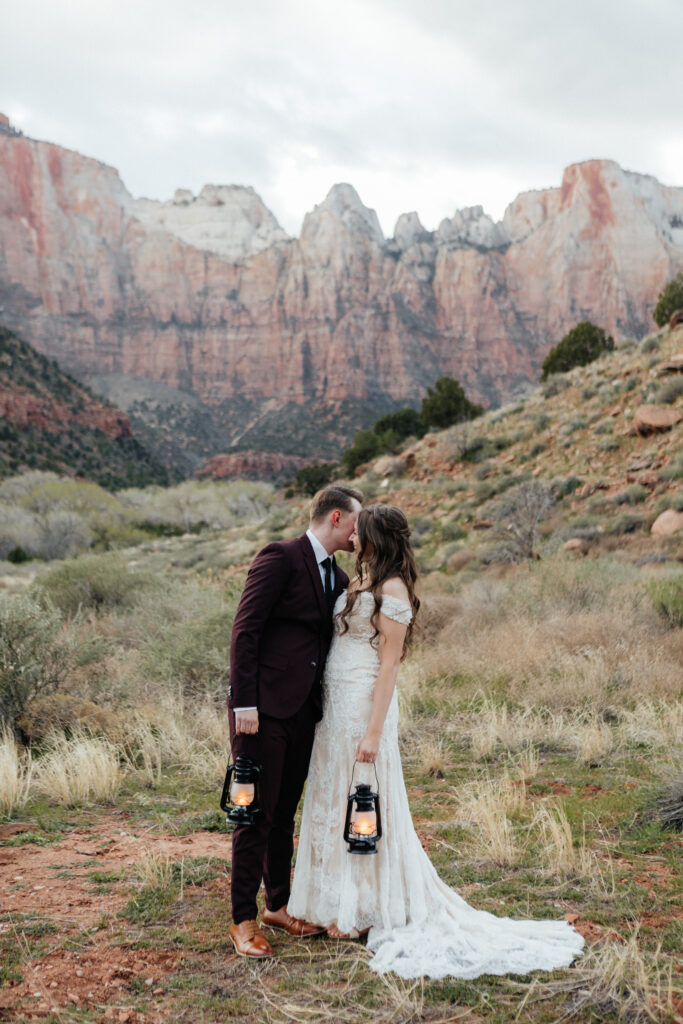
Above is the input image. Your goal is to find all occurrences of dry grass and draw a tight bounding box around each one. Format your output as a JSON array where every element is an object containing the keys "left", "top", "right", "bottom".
[
  {"left": 519, "top": 931, "right": 681, "bottom": 1023},
  {"left": 32, "top": 729, "right": 121, "bottom": 806},
  {"left": 0, "top": 724, "right": 32, "bottom": 815},
  {"left": 532, "top": 803, "right": 592, "bottom": 880},
  {"left": 418, "top": 557, "right": 683, "bottom": 709},
  {"left": 618, "top": 700, "right": 683, "bottom": 750},
  {"left": 456, "top": 774, "right": 528, "bottom": 866},
  {"left": 134, "top": 847, "right": 176, "bottom": 891},
  {"left": 570, "top": 715, "right": 614, "bottom": 766}
]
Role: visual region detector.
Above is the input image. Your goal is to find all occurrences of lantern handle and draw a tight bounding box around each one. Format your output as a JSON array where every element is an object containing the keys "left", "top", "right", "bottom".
[{"left": 348, "top": 759, "right": 379, "bottom": 796}]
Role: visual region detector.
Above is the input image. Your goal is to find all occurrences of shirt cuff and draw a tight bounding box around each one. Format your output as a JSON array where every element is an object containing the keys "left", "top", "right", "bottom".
[{"left": 233, "top": 707, "right": 257, "bottom": 712}]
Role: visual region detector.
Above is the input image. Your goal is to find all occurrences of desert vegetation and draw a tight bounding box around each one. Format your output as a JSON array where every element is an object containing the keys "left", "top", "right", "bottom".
[{"left": 1, "top": 323, "right": 681, "bottom": 1023}]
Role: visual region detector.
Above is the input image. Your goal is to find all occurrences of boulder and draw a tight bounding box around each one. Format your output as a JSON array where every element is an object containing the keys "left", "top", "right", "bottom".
[
  {"left": 669, "top": 309, "right": 683, "bottom": 329},
  {"left": 373, "top": 455, "right": 408, "bottom": 477},
  {"left": 651, "top": 509, "right": 683, "bottom": 536},
  {"left": 660, "top": 352, "right": 683, "bottom": 373},
  {"left": 563, "top": 538, "right": 590, "bottom": 555},
  {"left": 633, "top": 404, "right": 682, "bottom": 436}
]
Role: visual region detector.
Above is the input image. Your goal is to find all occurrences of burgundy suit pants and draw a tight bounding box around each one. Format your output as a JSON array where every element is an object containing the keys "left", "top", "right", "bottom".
[{"left": 228, "top": 696, "right": 317, "bottom": 924}]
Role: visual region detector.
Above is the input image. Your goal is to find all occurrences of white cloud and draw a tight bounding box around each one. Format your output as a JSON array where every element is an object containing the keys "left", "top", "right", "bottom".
[{"left": 1, "top": 0, "right": 682, "bottom": 236}]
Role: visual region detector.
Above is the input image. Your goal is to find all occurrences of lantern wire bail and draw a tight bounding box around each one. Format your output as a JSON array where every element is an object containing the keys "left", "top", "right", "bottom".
[{"left": 348, "top": 759, "right": 379, "bottom": 795}]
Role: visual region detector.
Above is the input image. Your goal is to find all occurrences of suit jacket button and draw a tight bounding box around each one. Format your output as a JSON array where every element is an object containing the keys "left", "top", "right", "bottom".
[{"left": 310, "top": 661, "right": 316, "bottom": 668}]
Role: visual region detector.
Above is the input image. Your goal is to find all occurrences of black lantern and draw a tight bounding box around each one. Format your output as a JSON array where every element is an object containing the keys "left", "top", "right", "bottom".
[
  {"left": 343, "top": 762, "right": 382, "bottom": 854},
  {"left": 220, "top": 755, "right": 262, "bottom": 826}
]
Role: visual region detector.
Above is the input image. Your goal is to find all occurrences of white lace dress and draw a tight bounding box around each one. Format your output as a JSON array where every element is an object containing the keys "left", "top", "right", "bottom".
[{"left": 288, "top": 591, "right": 584, "bottom": 979}]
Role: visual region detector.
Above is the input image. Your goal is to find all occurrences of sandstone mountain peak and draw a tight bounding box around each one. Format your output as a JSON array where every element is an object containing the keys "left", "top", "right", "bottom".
[
  {"left": 134, "top": 183, "right": 290, "bottom": 262},
  {"left": 393, "top": 212, "right": 429, "bottom": 250},
  {"left": 301, "top": 183, "right": 384, "bottom": 245},
  {"left": 437, "top": 205, "right": 507, "bottom": 251}
]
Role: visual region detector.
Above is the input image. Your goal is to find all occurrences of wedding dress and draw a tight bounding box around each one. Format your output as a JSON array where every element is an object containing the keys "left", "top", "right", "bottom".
[{"left": 287, "top": 591, "right": 584, "bottom": 979}]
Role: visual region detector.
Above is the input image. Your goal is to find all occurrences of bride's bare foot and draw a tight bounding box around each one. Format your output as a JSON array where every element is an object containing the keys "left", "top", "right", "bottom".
[{"left": 326, "top": 924, "right": 370, "bottom": 940}]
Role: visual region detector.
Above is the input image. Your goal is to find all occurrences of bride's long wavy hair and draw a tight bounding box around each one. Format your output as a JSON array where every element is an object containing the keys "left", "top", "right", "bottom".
[{"left": 337, "top": 504, "right": 419, "bottom": 657}]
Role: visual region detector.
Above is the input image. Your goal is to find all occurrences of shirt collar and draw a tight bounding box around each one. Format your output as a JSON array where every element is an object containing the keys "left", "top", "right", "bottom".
[{"left": 306, "top": 528, "right": 332, "bottom": 564}]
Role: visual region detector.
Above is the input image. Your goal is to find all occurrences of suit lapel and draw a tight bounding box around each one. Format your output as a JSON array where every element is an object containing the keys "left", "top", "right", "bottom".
[{"left": 299, "top": 534, "right": 327, "bottom": 618}]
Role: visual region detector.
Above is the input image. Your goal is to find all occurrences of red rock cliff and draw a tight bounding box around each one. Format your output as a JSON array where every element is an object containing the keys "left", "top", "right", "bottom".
[{"left": 1, "top": 118, "right": 682, "bottom": 460}]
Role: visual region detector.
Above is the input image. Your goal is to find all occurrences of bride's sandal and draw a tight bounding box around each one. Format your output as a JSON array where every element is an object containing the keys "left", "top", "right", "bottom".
[{"left": 326, "top": 924, "right": 369, "bottom": 940}]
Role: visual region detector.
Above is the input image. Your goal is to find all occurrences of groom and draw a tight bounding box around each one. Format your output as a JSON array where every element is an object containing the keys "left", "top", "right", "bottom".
[{"left": 227, "top": 485, "right": 363, "bottom": 958}]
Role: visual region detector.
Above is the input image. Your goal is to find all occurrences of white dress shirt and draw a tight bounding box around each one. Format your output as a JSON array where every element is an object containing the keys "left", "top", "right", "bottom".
[{"left": 233, "top": 530, "right": 334, "bottom": 713}]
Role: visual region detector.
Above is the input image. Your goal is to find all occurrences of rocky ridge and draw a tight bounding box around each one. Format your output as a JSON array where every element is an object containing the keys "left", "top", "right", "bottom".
[
  {"left": 0, "top": 326, "right": 169, "bottom": 488},
  {"left": 1, "top": 115, "right": 683, "bottom": 472}
]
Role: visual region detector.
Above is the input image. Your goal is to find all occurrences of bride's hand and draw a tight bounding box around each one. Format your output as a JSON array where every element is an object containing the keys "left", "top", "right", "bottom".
[{"left": 356, "top": 731, "right": 380, "bottom": 763}]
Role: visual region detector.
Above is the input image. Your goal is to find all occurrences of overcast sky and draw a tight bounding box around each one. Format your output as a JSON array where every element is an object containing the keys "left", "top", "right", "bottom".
[{"left": 2, "top": 0, "right": 682, "bottom": 237}]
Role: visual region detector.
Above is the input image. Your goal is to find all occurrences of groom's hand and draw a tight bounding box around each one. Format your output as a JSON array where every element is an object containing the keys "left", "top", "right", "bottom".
[{"left": 235, "top": 709, "right": 259, "bottom": 735}]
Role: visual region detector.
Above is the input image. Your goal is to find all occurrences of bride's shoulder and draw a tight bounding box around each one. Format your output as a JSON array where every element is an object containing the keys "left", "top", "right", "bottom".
[{"left": 380, "top": 577, "right": 410, "bottom": 603}]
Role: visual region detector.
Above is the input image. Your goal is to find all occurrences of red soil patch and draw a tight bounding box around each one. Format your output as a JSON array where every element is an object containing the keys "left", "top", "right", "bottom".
[{"left": 0, "top": 818, "right": 231, "bottom": 1021}]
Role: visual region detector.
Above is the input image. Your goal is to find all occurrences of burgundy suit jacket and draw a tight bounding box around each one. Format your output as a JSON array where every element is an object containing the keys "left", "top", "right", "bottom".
[{"left": 228, "top": 534, "right": 349, "bottom": 720}]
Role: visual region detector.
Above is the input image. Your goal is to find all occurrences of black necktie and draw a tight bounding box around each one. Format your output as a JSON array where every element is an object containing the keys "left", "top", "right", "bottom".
[{"left": 321, "top": 556, "right": 334, "bottom": 611}]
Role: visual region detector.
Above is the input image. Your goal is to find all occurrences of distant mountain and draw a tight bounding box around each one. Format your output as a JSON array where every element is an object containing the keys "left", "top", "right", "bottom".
[
  {"left": 0, "top": 326, "right": 171, "bottom": 488},
  {"left": 1, "top": 113, "right": 683, "bottom": 471}
]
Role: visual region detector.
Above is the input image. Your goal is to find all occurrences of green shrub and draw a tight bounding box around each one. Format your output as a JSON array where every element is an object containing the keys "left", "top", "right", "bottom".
[
  {"left": 659, "top": 456, "right": 683, "bottom": 482},
  {"left": 641, "top": 335, "right": 661, "bottom": 354},
  {"left": 291, "top": 462, "right": 337, "bottom": 496},
  {"left": 541, "top": 322, "right": 615, "bottom": 381},
  {"left": 607, "top": 512, "right": 644, "bottom": 535},
  {"left": 420, "top": 377, "right": 484, "bottom": 430},
  {"left": 373, "top": 408, "right": 424, "bottom": 443},
  {"left": 655, "top": 376, "right": 683, "bottom": 405},
  {"left": 614, "top": 484, "right": 648, "bottom": 506},
  {"left": 542, "top": 375, "right": 570, "bottom": 398},
  {"left": 440, "top": 521, "right": 466, "bottom": 542},
  {"left": 0, "top": 595, "right": 79, "bottom": 728},
  {"left": 34, "top": 553, "right": 158, "bottom": 617},
  {"left": 533, "top": 413, "right": 551, "bottom": 432},
  {"left": 650, "top": 576, "right": 683, "bottom": 627},
  {"left": 7, "top": 546, "right": 29, "bottom": 564},
  {"left": 653, "top": 272, "right": 683, "bottom": 327},
  {"left": 552, "top": 476, "right": 583, "bottom": 499},
  {"left": 593, "top": 419, "right": 614, "bottom": 435},
  {"left": 341, "top": 429, "right": 381, "bottom": 476}
]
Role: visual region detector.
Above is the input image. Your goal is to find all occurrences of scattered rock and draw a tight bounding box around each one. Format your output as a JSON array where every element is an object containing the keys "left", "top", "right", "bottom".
[
  {"left": 563, "top": 538, "right": 590, "bottom": 555},
  {"left": 373, "top": 454, "right": 408, "bottom": 477},
  {"left": 669, "top": 309, "right": 683, "bottom": 329},
  {"left": 659, "top": 351, "right": 683, "bottom": 373},
  {"left": 651, "top": 509, "right": 683, "bottom": 536},
  {"left": 625, "top": 470, "right": 658, "bottom": 488},
  {"left": 472, "top": 519, "right": 493, "bottom": 530},
  {"left": 633, "top": 404, "right": 682, "bottom": 436}
]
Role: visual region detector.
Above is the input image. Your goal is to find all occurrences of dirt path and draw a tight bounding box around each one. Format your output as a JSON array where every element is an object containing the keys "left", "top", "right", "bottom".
[{"left": 0, "top": 818, "right": 232, "bottom": 1022}]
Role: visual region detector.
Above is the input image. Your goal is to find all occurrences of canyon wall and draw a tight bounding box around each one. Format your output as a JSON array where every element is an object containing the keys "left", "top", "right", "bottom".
[{"left": 1, "top": 116, "right": 682, "bottom": 467}]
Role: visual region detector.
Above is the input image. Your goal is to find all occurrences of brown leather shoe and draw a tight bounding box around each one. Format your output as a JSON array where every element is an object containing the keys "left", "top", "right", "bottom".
[
  {"left": 229, "top": 920, "right": 274, "bottom": 958},
  {"left": 261, "top": 905, "right": 325, "bottom": 937}
]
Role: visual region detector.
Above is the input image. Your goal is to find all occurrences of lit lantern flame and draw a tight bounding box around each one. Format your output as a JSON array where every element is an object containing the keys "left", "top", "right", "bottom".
[
  {"left": 351, "top": 811, "right": 376, "bottom": 837},
  {"left": 231, "top": 782, "right": 254, "bottom": 807}
]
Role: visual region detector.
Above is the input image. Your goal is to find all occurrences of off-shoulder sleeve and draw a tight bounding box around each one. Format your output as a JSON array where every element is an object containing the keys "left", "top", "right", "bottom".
[{"left": 379, "top": 594, "right": 413, "bottom": 625}]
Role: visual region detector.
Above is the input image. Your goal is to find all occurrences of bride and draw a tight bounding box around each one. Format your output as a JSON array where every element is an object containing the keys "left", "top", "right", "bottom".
[{"left": 288, "top": 504, "right": 584, "bottom": 979}]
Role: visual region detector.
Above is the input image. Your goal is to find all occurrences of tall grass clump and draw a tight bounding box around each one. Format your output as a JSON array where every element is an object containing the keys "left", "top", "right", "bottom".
[
  {"left": 0, "top": 725, "right": 32, "bottom": 815},
  {"left": 33, "top": 730, "right": 122, "bottom": 806},
  {"left": 649, "top": 575, "right": 683, "bottom": 628},
  {"left": 0, "top": 593, "right": 79, "bottom": 729}
]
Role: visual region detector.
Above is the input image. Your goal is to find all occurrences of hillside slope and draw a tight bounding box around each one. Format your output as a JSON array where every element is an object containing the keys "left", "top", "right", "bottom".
[
  {"left": 343, "top": 325, "right": 683, "bottom": 569},
  {"left": 0, "top": 326, "right": 171, "bottom": 488}
]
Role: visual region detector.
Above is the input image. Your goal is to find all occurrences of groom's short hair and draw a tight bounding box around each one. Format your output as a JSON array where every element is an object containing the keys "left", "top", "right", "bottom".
[{"left": 310, "top": 485, "right": 364, "bottom": 523}]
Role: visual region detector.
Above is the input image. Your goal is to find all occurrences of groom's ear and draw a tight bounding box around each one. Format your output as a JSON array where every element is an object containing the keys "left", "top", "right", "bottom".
[{"left": 331, "top": 510, "right": 341, "bottom": 527}]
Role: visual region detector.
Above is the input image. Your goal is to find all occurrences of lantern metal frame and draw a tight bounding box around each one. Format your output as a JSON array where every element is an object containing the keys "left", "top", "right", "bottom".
[
  {"left": 220, "top": 755, "right": 262, "bottom": 826},
  {"left": 343, "top": 761, "right": 382, "bottom": 854}
]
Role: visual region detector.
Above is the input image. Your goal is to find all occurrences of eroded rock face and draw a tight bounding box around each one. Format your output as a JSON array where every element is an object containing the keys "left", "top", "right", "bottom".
[
  {"left": 2, "top": 116, "right": 683, "bottom": 463},
  {"left": 194, "top": 451, "right": 307, "bottom": 481}
]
